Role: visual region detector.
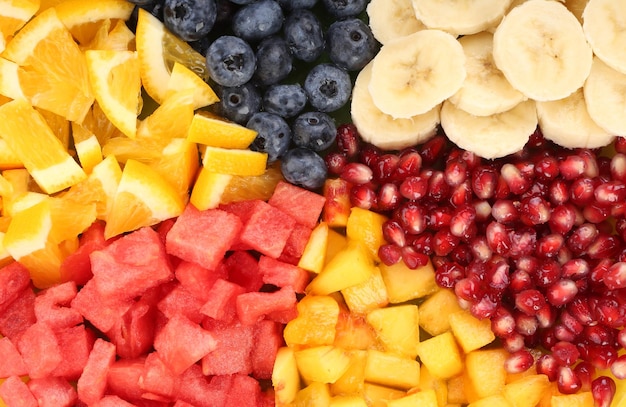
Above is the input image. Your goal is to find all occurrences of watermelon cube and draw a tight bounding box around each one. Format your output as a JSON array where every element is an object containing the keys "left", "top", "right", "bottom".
[
  {"left": 0, "top": 336, "right": 27, "bottom": 377},
  {"left": 279, "top": 223, "right": 312, "bottom": 265},
  {"left": 77, "top": 338, "right": 117, "bottom": 405},
  {"left": 177, "top": 364, "right": 228, "bottom": 407},
  {"left": 154, "top": 314, "right": 217, "bottom": 375},
  {"left": 108, "top": 297, "right": 156, "bottom": 359},
  {"left": 201, "top": 319, "right": 254, "bottom": 376},
  {"left": 259, "top": 256, "right": 310, "bottom": 293},
  {"left": 224, "top": 374, "right": 263, "bottom": 407},
  {"left": 59, "top": 221, "right": 108, "bottom": 286},
  {"left": 54, "top": 325, "right": 96, "bottom": 380},
  {"left": 251, "top": 320, "right": 284, "bottom": 379},
  {"left": 92, "top": 395, "right": 137, "bottom": 407},
  {"left": 166, "top": 205, "right": 242, "bottom": 271},
  {"left": 16, "top": 322, "right": 62, "bottom": 379},
  {"left": 157, "top": 283, "right": 205, "bottom": 324},
  {"left": 266, "top": 304, "right": 298, "bottom": 325},
  {"left": 107, "top": 358, "right": 146, "bottom": 402},
  {"left": 0, "top": 375, "right": 38, "bottom": 407},
  {"left": 34, "top": 281, "right": 82, "bottom": 331},
  {"left": 236, "top": 286, "right": 297, "bottom": 325},
  {"left": 0, "top": 261, "right": 32, "bottom": 314},
  {"left": 268, "top": 180, "right": 326, "bottom": 229},
  {"left": 173, "top": 401, "right": 196, "bottom": 407},
  {"left": 175, "top": 260, "right": 228, "bottom": 302},
  {"left": 71, "top": 279, "right": 134, "bottom": 333},
  {"left": 0, "top": 286, "right": 36, "bottom": 341},
  {"left": 139, "top": 352, "right": 179, "bottom": 401},
  {"left": 91, "top": 226, "right": 174, "bottom": 301},
  {"left": 222, "top": 251, "right": 263, "bottom": 292},
  {"left": 199, "top": 278, "right": 245, "bottom": 322},
  {"left": 27, "top": 377, "right": 77, "bottom": 407}
]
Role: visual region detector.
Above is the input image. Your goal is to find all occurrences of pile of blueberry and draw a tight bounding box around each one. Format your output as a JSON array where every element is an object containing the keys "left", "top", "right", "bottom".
[{"left": 128, "top": 0, "right": 380, "bottom": 190}]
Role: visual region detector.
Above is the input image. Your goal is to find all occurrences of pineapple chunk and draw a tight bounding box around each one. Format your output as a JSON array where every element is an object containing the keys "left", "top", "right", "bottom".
[
  {"left": 330, "top": 349, "right": 368, "bottom": 396},
  {"left": 446, "top": 374, "right": 469, "bottom": 405},
  {"left": 467, "top": 395, "right": 513, "bottom": 407},
  {"left": 362, "top": 383, "right": 406, "bottom": 407},
  {"left": 550, "top": 391, "right": 594, "bottom": 407},
  {"left": 366, "top": 304, "right": 420, "bottom": 359},
  {"left": 449, "top": 309, "right": 495, "bottom": 353},
  {"left": 345, "top": 207, "right": 387, "bottom": 260},
  {"left": 364, "top": 349, "right": 420, "bottom": 390},
  {"left": 465, "top": 348, "right": 509, "bottom": 400},
  {"left": 341, "top": 266, "right": 389, "bottom": 314},
  {"left": 418, "top": 288, "right": 463, "bottom": 336},
  {"left": 417, "top": 331, "right": 463, "bottom": 380},
  {"left": 503, "top": 374, "right": 551, "bottom": 407},
  {"left": 307, "top": 240, "right": 376, "bottom": 295},
  {"left": 293, "top": 382, "right": 332, "bottom": 407},
  {"left": 386, "top": 389, "right": 438, "bottom": 407},
  {"left": 380, "top": 259, "right": 438, "bottom": 303},
  {"left": 334, "top": 307, "right": 378, "bottom": 350},
  {"left": 419, "top": 364, "right": 448, "bottom": 407},
  {"left": 330, "top": 395, "right": 368, "bottom": 407},
  {"left": 294, "top": 346, "right": 352, "bottom": 384},
  {"left": 298, "top": 221, "right": 329, "bottom": 274},
  {"left": 283, "top": 295, "right": 340, "bottom": 346},
  {"left": 272, "top": 346, "right": 300, "bottom": 405},
  {"left": 326, "top": 227, "right": 347, "bottom": 264}
]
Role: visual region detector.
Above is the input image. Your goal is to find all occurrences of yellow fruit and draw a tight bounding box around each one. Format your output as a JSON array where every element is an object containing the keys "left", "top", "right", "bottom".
[
  {"left": 137, "top": 89, "right": 194, "bottom": 141},
  {"left": 345, "top": 207, "right": 387, "bottom": 260},
  {"left": 298, "top": 221, "right": 329, "bottom": 274},
  {"left": 379, "top": 259, "right": 439, "bottom": 304},
  {"left": 333, "top": 308, "right": 378, "bottom": 351},
  {"left": 292, "top": 382, "right": 332, "bottom": 407},
  {"left": 202, "top": 146, "right": 268, "bottom": 177},
  {"left": 549, "top": 391, "right": 594, "bottom": 407},
  {"left": 219, "top": 162, "right": 283, "bottom": 203},
  {"left": 294, "top": 346, "right": 352, "bottom": 384},
  {"left": 166, "top": 62, "right": 218, "bottom": 109},
  {"left": 341, "top": 266, "right": 389, "bottom": 314},
  {"left": 0, "top": 0, "right": 39, "bottom": 41},
  {"left": 386, "top": 389, "right": 438, "bottom": 407},
  {"left": 84, "top": 18, "right": 135, "bottom": 52},
  {"left": 467, "top": 395, "right": 513, "bottom": 407},
  {"left": 449, "top": 309, "right": 496, "bottom": 353},
  {"left": 189, "top": 168, "right": 232, "bottom": 210},
  {"left": 418, "top": 288, "right": 463, "bottom": 336},
  {"left": 330, "top": 395, "right": 368, "bottom": 407},
  {"left": 37, "top": 107, "right": 70, "bottom": 150},
  {"left": 187, "top": 111, "right": 257, "bottom": 149},
  {"left": 362, "top": 383, "right": 406, "bottom": 407},
  {"left": 419, "top": 364, "right": 448, "bottom": 407},
  {"left": 54, "top": 0, "right": 134, "bottom": 45},
  {"left": 416, "top": 331, "right": 464, "bottom": 380},
  {"left": 464, "top": 348, "right": 509, "bottom": 401},
  {"left": 0, "top": 56, "right": 26, "bottom": 100},
  {"left": 364, "top": 349, "right": 421, "bottom": 390},
  {"left": 330, "top": 349, "right": 368, "bottom": 396},
  {"left": 272, "top": 347, "right": 301, "bottom": 406},
  {"left": 284, "top": 295, "right": 340, "bottom": 347},
  {"left": 503, "top": 374, "right": 551, "bottom": 407},
  {"left": 71, "top": 122, "right": 103, "bottom": 173},
  {"left": 366, "top": 304, "right": 419, "bottom": 359}
]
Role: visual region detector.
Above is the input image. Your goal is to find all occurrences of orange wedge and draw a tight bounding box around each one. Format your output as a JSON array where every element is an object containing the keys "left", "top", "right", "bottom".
[
  {"left": 104, "top": 159, "right": 185, "bottom": 239},
  {"left": 0, "top": 56, "right": 27, "bottom": 100},
  {"left": 0, "top": 0, "right": 39, "bottom": 41},
  {"left": 202, "top": 146, "right": 268, "bottom": 176},
  {"left": 190, "top": 168, "right": 233, "bottom": 210},
  {"left": 137, "top": 89, "right": 194, "bottom": 141},
  {"left": 165, "top": 61, "right": 219, "bottom": 109},
  {"left": 3, "top": 8, "right": 94, "bottom": 122},
  {"left": 0, "top": 99, "right": 86, "bottom": 194},
  {"left": 135, "top": 8, "right": 208, "bottom": 104},
  {"left": 0, "top": 139, "right": 22, "bottom": 170},
  {"left": 36, "top": 107, "right": 70, "bottom": 149},
  {"left": 82, "top": 102, "right": 125, "bottom": 145},
  {"left": 149, "top": 138, "right": 199, "bottom": 204},
  {"left": 220, "top": 162, "right": 284, "bottom": 203},
  {"left": 187, "top": 111, "right": 258, "bottom": 149},
  {"left": 72, "top": 121, "right": 103, "bottom": 173},
  {"left": 85, "top": 49, "right": 141, "bottom": 139},
  {"left": 85, "top": 18, "right": 134, "bottom": 51},
  {"left": 54, "top": 0, "right": 134, "bottom": 45}
]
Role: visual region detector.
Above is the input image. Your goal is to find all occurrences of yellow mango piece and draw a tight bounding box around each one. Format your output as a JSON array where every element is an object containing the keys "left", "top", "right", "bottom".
[
  {"left": 364, "top": 349, "right": 420, "bottom": 390},
  {"left": 468, "top": 395, "right": 513, "bottom": 407},
  {"left": 341, "top": 266, "right": 389, "bottom": 314},
  {"left": 449, "top": 309, "right": 495, "bottom": 353},
  {"left": 330, "top": 349, "right": 368, "bottom": 397},
  {"left": 345, "top": 207, "right": 387, "bottom": 260},
  {"left": 334, "top": 308, "right": 378, "bottom": 351},
  {"left": 380, "top": 259, "right": 438, "bottom": 303},
  {"left": 292, "top": 382, "right": 332, "bottom": 407},
  {"left": 550, "top": 391, "right": 594, "bottom": 407},
  {"left": 272, "top": 347, "right": 300, "bottom": 406},
  {"left": 446, "top": 374, "right": 469, "bottom": 405},
  {"left": 366, "top": 304, "right": 419, "bottom": 359},
  {"left": 283, "top": 295, "right": 340, "bottom": 347},
  {"left": 503, "top": 374, "right": 551, "bottom": 407},
  {"left": 330, "top": 395, "right": 368, "bottom": 407},
  {"left": 362, "top": 383, "right": 406, "bottom": 407},
  {"left": 417, "top": 331, "right": 463, "bottom": 380},
  {"left": 386, "top": 389, "right": 438, "bottom": 407},
  {"left": 326, "top": 227, "right": 347, "bottom": 264},
  {"left": 419, "top": 364, "right": 448, "bottom": 407},
  {"left": 465, "top": 348, "right": 509, "bottom": 401},
  {"left": 298, "top": 221, "right": 329, "bottom": 274},
  {"left": 295, "top": 346, "right": 352, "bottom": 384},
  {"left": 418, "top": 287, "right": 463, "bottom": 336}
]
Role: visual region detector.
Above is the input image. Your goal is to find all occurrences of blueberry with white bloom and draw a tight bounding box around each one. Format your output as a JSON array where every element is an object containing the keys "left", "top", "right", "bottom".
[
  {"left": 163, "top": 0, "right": 217, "bottom": 42},
  {"left": 218, "top": 83, "right": 262, "bottom": 124},
  {"left": 232, "top": 0, "right": 284, "bottom": 43},
  {"left": 303, "top": 63, "right": 352, "bottom": 112},
  {"left": 254, "top": 36, "right": 293, "bottom": 86},
  {"left": 283, "top": 9, "right": 325, "bottom": 63},
  {"left": 247, "top": 112, "right": 292, "bottom": 162},
  {"left": 281, "top": 147, "right": 327, "bottom": 190},
  {"left": 327, "top": 18, "right": 379, "bottom": 71},
  {"left": 206, "top": 36, "right": 257, "bottom": 87},
  {"left": 292, "top": 111, "right": 337, "bottom": 151},
  {"left": 321, "top": 0, "right": 367, "bottom": 18},
  {"left": 263, "top": 84, "right": 307, "bottom": 118}
]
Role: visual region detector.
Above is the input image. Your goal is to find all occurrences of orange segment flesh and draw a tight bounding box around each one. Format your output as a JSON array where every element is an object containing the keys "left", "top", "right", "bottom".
[
  {"left": 84, "top": 18, "right": 134, "bottom": 51},
  {"left": 165, "top": 61, "right": 219, "bottom": 109},
  {"left": 149, "top": 138, "right": 199, "bottom": 204},
  {"left": 0, "top": 0, "right": 40, "bottom": 40},
  {"left": 187, "top": 111, "right": 258, "bottom": 149},
  {"left": 54, "top": 0, "right": 134, "bottom": 45},
  {"left": 202, "top": 146, "right": 268, "bottom": 176}
]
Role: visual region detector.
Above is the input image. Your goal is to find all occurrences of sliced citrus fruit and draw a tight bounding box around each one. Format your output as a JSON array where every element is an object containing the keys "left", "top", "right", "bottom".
[
  {"left": 0, "top": 139, "right": 22, "bottom": 170},
  {"left": 0, "top": 0, "right": 39, "bottom": 40},
  {"left": 0, "top": 172, "right": 13, "bottom": 197},
  {"left": 82, "top": 101, "right": 125, "bottom": 145},
  {"left": 137, "top": 88, "right": 195, "bottom": 141},
  {"left": 85, "top": 18, "right": 134, "bottom": 51},
  {"left": 220, "top": 162, "right": 284, "bottom": 203},
  {"left": 36, "top": 106, "right": 70, "bottom": 149},
  {"left": 187, "top": 111, "right": 258, "bottom": 149},
  {"left": 135, "top": 8, "right": 208, "bottom": 104},
  {"left": 48, "top": 195, "right": 97, "bottom": 244},
  {"left": 104, "top": 159, "right": 185, "bottom": 239},
  {"left": 190, "top": 168, "right": 232, "bottom": 210},
  {"left": 37, "top": 0, "right": 63, "bottom": 12},
  {"left": 72, "top": 121, "right": 103, "bottom": 173},
  {"left": 165, "top": 61, "right": 219, "bottom": 109},
  {"left": 54, "top": 0, "right": 134, "bottom": 45},
  {"left": 85, "top": 49, "right": 141, "bottom": 139},
  {"left": 4, "top": 191, "right": 47, "bottom": 217},
  {"left": 202, "top": 146, "right": 268, "bottom": 176},
  {"left": 0, "top": 56, "right": 27, "bottom": 100},
  {"left": 3, "top": 8, "right": 94, "bottom": 122},
  {"left": 0, "top": 99, "right": 87, "bottom": 194},
  {"left": 149, "top": 138, "right": 199, "bottom": 204}
]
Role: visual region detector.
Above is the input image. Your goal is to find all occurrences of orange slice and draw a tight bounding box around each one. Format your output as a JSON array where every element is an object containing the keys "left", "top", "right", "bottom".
[
  {"left": 137, "top": 89, "right": 195, "bottom": 141},
  {"left": 202, "top": 146, "right": 268, "bottom": 176},
  {"left": 190, "top": 168, "right": 233, "bottom": 210},
  {"left": 135, "top": 8, "right": 208, "bottom": 104},
  {"left": 85, "top": 18, "right": 134, "bottom": 51},
  {"left": 0, "top": 139, "right": 23, "bottom": 170},
  {"left": 72, "top": 121, "right": 103, "bottom": 173},
  {"left": 36, "top": 107, "right": 70, "bottom": 149},
  {"left": 149, "top": 138, "right": 199, "bottom": 204},
  {"left": 3, "top": 8, "right": 94, "bottom": 122},
  {"left": 54, "top": 0, "right": 134, "bottom": 45},
  {"left": 0, "top": 0, "right": 39, "bottom": 41},
  {"left": 0, "top": 56, "right": 27, "bottom": 100},
  {"left": 187, "top": 111, "right": 258, "bottom": 149},
  {"left": 82, "top": 101, "right": 125, "bottom": 145},
  {"left": 165, "top": 61, "right": 219, "bottom": 109},
  {"left": 85, "top": 49, "right": 141, "bottom": 139},
  {"left": 220, "top": 162, "right": 284, "bottom": 203},
  {"left": 104, "top": 159, "right": 185, "bottom": 239},
  {"left": 0, "top": 99, "right": 86, "bottom": 194}
]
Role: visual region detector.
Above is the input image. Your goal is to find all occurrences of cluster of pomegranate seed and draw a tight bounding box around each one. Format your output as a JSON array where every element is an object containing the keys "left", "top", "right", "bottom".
[{"left": 326, "top": 124, "right": 626, "bottom": 403}]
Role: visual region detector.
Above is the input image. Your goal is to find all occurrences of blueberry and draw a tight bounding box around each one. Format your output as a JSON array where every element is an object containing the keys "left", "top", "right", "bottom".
[
  {"left": 206, "top": 36, "right": 256, "bottom": 87},
  {"left": 263, "top": 84, "right": 307, "bottom": 118},
  {"left": 292, "top": 111, "right": 336, "bottom": 152},
  {"left": 163, "top": 0, "right": 217, "bottom": 42},
  {"left": 254, "top": 36, "right": 293, "bottom": 86},
  {"left": 281, "top": 147, "right": 327, "bottom": 190},
  {"left": 247, "top": 112, "right": 292, "bottom": 162},
  {"left": 321, "top": 0, "right": 367, "bottom": 18},
  {"left": 232, "top": 0, "right": 284, "bottom": 43},
  {"left": 303, "top": 63, "right": 352, "bottom": 112},
  {"left": 283, "top": 9, "right": 325, "bottom": 63},
  {"left": 327, "top": 18, "right": 379, "bottom": 71},
  {"left": 218, "top": 83, "right": 262, "bottom": 124},
  {"left": 277, "top": 0, "right": 317, "bottom": 10}
]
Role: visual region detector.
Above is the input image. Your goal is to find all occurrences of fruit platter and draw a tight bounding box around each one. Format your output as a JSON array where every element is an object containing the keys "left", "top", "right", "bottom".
[{"left": 1, "top": 0, "right": 626, "bottom": 405}]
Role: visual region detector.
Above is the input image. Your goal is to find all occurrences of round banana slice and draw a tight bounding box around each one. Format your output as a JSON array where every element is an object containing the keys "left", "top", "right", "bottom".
[
  {"left": 411, "top": 0, "right": 512, "bottom": 36},
  {"left": 351, "top": 62, "right": 440, "bottom": 150},
  {"left": 537, "top": 88, "right": 614, "bottom": 149},
  {"left": 563, "top": 0, "right": 587, "bottom": 23},
  {"left": 584, "top": 57, "right": 626, "bottom": 137},
  {"left": 367, "top": 0, "right": 426, "bottom": 44},
  {"left": 493, "top": 0, "right": 592, "bottom": 102},
  {"left": 448, "top": 32, "right": 526, "bottom": 117},
  {"left": 368, "top": 29, "right": 465, "bottom": 119},
  {"left": 582, "top": 0, "right": 626, "bottom": 75},
  {"left": 441, "top": 99, "right": 537, "bottom": 160}
]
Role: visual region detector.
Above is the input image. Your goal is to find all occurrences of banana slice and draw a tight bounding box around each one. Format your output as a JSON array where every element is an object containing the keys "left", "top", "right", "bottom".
[
  {"left": 493, "top": 0, "right": 592, "bottom": 101},
  {"left": 351, "top": 62, "right": 440, "bottom": 150},
  {"left": 537, "top": 88, "right": 614, "bottom": 149},
  {"left": 584, "top": 57, "right": 626, "bottom": 137},
  {"left": 563, "top": 0, "right": 587, "bottom": 23},
  {"left": 367, "top": 0, "right": 426, "bottom": 44},
  {"left": 368, "top": 29, "right": 465, "bottom": 119},
  {"left": 582, "top": 0, "right": 626, "bottom": 75},
  {"left": 448, "top": 32, "right": 526, "bottom": 117},
  {"left": 411, "top": 0, "right": 512, "bottom": 36},
  {"left": 441, "top": 99, "right": 537, "bottom": 160}
]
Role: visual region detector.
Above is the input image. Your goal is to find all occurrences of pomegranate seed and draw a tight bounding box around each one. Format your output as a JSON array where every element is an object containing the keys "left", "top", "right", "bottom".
[
  {"left": 519, "top": 196, "right": 551, "bottom": 226},
  {"left": 548, "top": 203, "right": 576, "bottom": 235},
  {"left": 579, "top": 149, "right": 600, "bottom": 178},
  {"left": 583, "top": 202, "right": 610, "bottom": 224},
  {"left": 471, "top": 166, "right": 498, "bottom": 199},
  {"left": 587, "top": 234, "right": 620, "bottom": 259},
  {"left": 617, "top": 328, "right": 626, "bottom": 348},
  {"left": 491, "top": 199, "right": 519, "bottom": 224},
  {"left": 591, "top": 376, "right": 616, "bottom": 407},
  {"left": 509, "top": 268, "right": 534, "bottom": 292},
  {"left": 350, "top": 184, "right": 377, "bottom": 209},
  {"left": 486, "top": 260, "right": 509, "bottom": 292},
  {"left": 396, "top": 202, "right": 426, "bottom": 235},
  {"left": 460, "top": 150, "right": 481, "bottom": 169},
  {"left": 559, "top": 155, "right": 586, "bottom": 180},
  {"left": 616, "top": 136, "right": 626, "bottom": 153},
  {"left": 610, "top": 153, "right": 626, "bottom": 182},
  {"left": 537, "top": 354, "right": 559, "bottom": 381},
  {"left": 444, "top": 159, "right": 468, "bottom": 187},
  {"left": 435, "top": 262, "right": 465, "bottom": 288},
  {"left": 541, "top": 328, "right": 559, "bottom": 350},
  {"left": 593, "top": 296, "right": 625, "bottom": 328},
  {"left": 567, "top": 297, "right": 594, "bottom": 326},
  {"left": 377, "top": 183, "right": 400, "bottom": 211},
  {"left": 553, "top": 323, "right": 578, "bottom": 342},
  {"left": 566, "top": 223, "right": 598, "bottom": 254},
  {"left": 603, "top": 261, "right": 626, "bottom": 289},
  {"left": 409, "top": 232, "right": 433, "bottom": 256},
  {"left": 515, "top": 289, "right": 547, "bottom": 316},
  {"left": 433, "top": 228, "right": 460, "bottom": 256},
  {"left": 394, "top": 150, "right": 422, "bottom": 179},
  {"left": 560, "top": 309, "right": 584, "bottom": 336},
  {"left": 473, "top": 200, "right": 492, "bottom": 222},
  {"left": 533, "top": 259, "right": 561, "bottom": 287},
  {"left": 548, "top": 179, "right": 570, "bottom": 205},
  {"left": 372, "top": 154, "right": 400, "bottom": 183},
  {"left": 557, "top": 365, "right": 582, "bottom": 394},
  {"left": 399, "top": 176, "right": 428, "bottom": 201},
  {"left": 504, "top": 349, "right": 534, "bottom": 374},
  {"left": 551, "top": 341, "right": 580, "bottom": 366},
  {"left": 527, "top": 127, "right": 547, "bottom": 148},
  {"left": 401, "top": 246, "right": 429, "bottom": 269},
  {"left": 590, "top": 258, "right": 611, "bottom": 284},
  {"left": 341, "top": 162, "right": 373, "bottom": 185},
  {"left": 583, "top": 325, "right": 616, "bottom": 346},
  {"left": 491, "top": 306, "right": 515, "bottom": 337},
  {"left": 569, "top": 177, "right": 597, "bottom": 206},
  {"left": 515, "top": 312, "right": 539, "bottom": 336},
  {"left": 595, "top": 180, "right": 626, "bottom": 205},
  {"left": 560, "top": 258, "right": 590, "bottom": 280},
  {"left": 359, "top": 143, "right": 381, "bottom": 167},
  {"left": 486, "top": 221, "right": 511, "bottom": 255},
  {"left": 450, "top": 180, "right": 472, "bottom": 207},
  {"left": 450, "top": 244, "right": 473, "bottom": 266},
  {"left": 535, "top": 155, "right": 560, "bottom": 180},
  {"left": 382, "top": 220, "right": 406, "bottom": 247},
  {"left": 494, "top": 172, "right": 511, "bottom": 199},
  {"left": 501, "top": 163, "right": 531, "bottom": 194},
  {"left": 427, "top": 171, "right": 451, "bottom": 202},
  {"left": 419, "top": 135, "right": 447, "bottom": 163},
  {"left": 573, "top": 362, "right": 595, "bottom": 392},
  {"left": 428, "top": 207, "right": 453, "bottom": 230},
  {"left": 535, "top": 233, "right": 564, "bottom": 258},
  {"left": 449, "top": 205, "right": 476, "bottom": 239},
  {"left": 536, "top": 304, "right": 557, "bottom": 328},
  {"left": 469, "top": 236, "right": 493, "bottom": 262},
  {"left": 503, "top": 332, "right": 526, "bottom": 353},
  {"left": 580, "top": 344, "right": 618, "bottom": 370},
  {"left": 378, "top": 244, "right": 402, "bottom": 266},
  {"left": 545, "top": 279, "right": 578, "bottom": 306},
  {"left": 325, "top": 152, "right": 348, "bottom": 175},
  {"left": 336, "top": 123, "right": 360, "bottom": 158},
  {"left": 470, "top": 294, "right": 499, "bottom": 319}
]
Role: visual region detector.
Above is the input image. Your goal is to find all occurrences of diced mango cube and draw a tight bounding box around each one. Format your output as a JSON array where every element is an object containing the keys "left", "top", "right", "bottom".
[
  {"left": 465, "top": 348, "right": 509, "bottom": 400},
  {"left": 364, "top": 349, "right": 420, "bottom": 390},
  {"left": 326, "top": 227, "right": 347, "bottom": 264},
  {"left": 467, "top": 395, "right": 513, "bottom": 407},
  {"left": 272, "top": 347, "right": 300, "bottom": 406},
  {"left": 341, "top": 266, "right": 389, "bottom": 314},
  {"left": 298, "top": 221, "right": 329, "bottom": 274},
  {"left": 330, "top": 349, "right": 368, "bottom": 396},
  {"left": 446, "top": 374, "right": 469, "bottom": 405},
  {"left": 366, "top": 304, "right": 419, "bottom": 359},
  {"left": 284, "top": 295, "right": 340, "bottom": 346},
  {"left": 419, "top": 288, "right": 463, "bottom": 336},
  {"left": 294, "top": 346, "right": 351, "bottom": 384},
  {"left": 334, "top": 308, "right": 378, "bottom": 351},
  {"left": 362, "top": 383, "right": 406, "bottom": 407},
  {"left": 503, "top": 374, "right": 551, "bottom": 407},
  {"left": 419, "top": 364, "right": 447, "bottom": 407},
  {"left": 329, "top": 395, "right": 368, "bottom": 407},
  {"left": 380, "top": 259, "right": 438, "bottom": 303},
  {"left": 550, "top": 391, "right": 594, "bottom": 407},
  {"left": 449, "top": 309, "right": 495, "bottom": 353},
  {"left": 345, "top": 207, "right": 387, "bottom": 260},
  {"left": 292, "top": 382, "right": 332, "bottom": 407},
  {"left": 387, "top": 389, "right": 438, "bottom": 407},
  {"left": 417, "top": 331, "right": 463, "bottom": 380}
]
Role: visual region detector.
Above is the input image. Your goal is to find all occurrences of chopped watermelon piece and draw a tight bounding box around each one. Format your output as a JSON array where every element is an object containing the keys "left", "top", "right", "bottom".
[
  {"left": 266, "top": 304, "right": 298, "bottom": 324},
  {"left": 173, "top": 400, "right": 196, "bottom": 407},
  {"left": 0, "top": 336, "right": 27, "bottom": 377},
  {"left": 108, "top": 297, "right": 156, "bottom": 359},
  {"left": 236, "top": 286, "right": 297, "bottom": 325},
  {"left": 0, "top": 375, "right": 38, "bottom": 407},
  {"left": 175, "top": 260, "right": 227, "bottom": 302},
  {"left": 259, "top": 255, "right": 310, "bottom": 293},
  {"left": 199, "top": 278, "right": 245, "bottom": 323},
  {"left": 107, "top": 358, "right": 146, "bottom": 402},
  {"left": 261, "top": 389, "right": 277, "bottom": 407},
  {"left": 17, "top": 322, "right": 62, "bottom": 379},
  {"left": 139, "top": 352, "right": 179, "bottom": 401},
  {"left": 76, "top": 338, "right": 116, "bottom": 405},
  {"left": 224, "top": 374, "right": 263, "bottom": 407},
  {"left": 279, "top": 223, "right": 312, "bottom": 265},
  {"left": 0, "top": 262, "right": 32, "bottom": 314},
  {"left": 222, "top": 251, "right": 263, "bottom": 292},
  {"left": 251, "top": 319, "right": 284, "bottom": 379},
  {"left": 177, "top": 364, "right": 228, "bottom": 407},
  {"left": 0, "top": 286, "right": 36, "bottom": 341},
  {"left": 218, "top": 200, "right": 258, "bottom": 223},
  {"left": 91, "top": 227, "right": 174, "bottom": 301},
  {"left": 157, "top": 283, "right": 205, "bottom": 324},
  {"left": 59, "top": 221, "right": 108, "bottom": 286},
  {"left": 92, "top": 395, "right": 137, "bottom": 407},
  {"left": 166, "top": 205, "right": 242, "bottom": 271},
  {"left": 54, "top": 325, "right": 96, "bottom": 380},
  {"left": 201, "top": 319, "right": 254, "bottom": 376},
  {"left": 154, "top": 314, "right": 217, "bottom": 375},
  {"left": 71, "top": 279, "right": 133, "bottom": 333},
  {"left": 34, "top": 281, "right": 82, "bottom": 331},
  {"left": 27, "top": 376, "right": 77, "bottom": 407},
  {"left": 268, "top": 180, "right": 326, "bottom": 229}
]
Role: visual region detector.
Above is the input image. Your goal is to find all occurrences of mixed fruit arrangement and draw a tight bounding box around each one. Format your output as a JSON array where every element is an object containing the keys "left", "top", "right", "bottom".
[{"left": 1, "top": 0, "right": 626, "bottom": 406}]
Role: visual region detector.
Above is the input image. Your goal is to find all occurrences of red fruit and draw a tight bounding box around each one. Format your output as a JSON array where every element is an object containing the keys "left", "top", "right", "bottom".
[
  {"left": 557, "top": 365, "right": 582, "bottom": 394},
  {"left": 592, "top": 376, "right": 616, "bottom": 407},
  {"left": 504, "top": 349, "right": 534, "bottom": 374}
]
